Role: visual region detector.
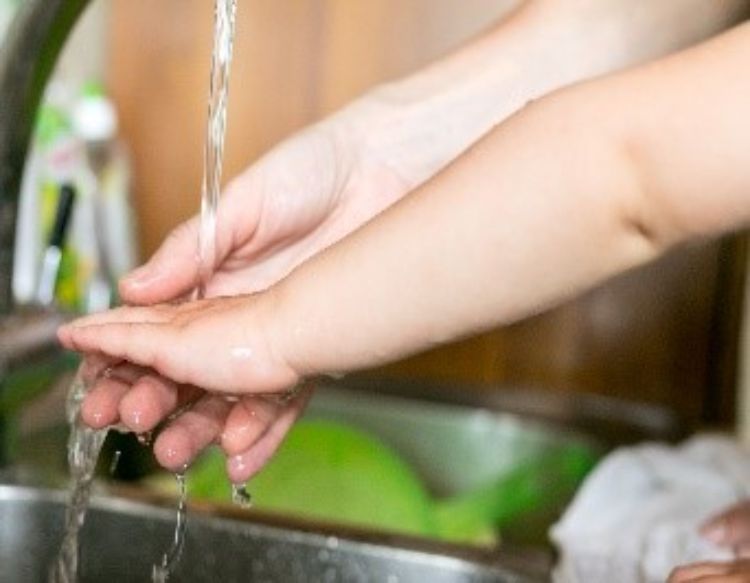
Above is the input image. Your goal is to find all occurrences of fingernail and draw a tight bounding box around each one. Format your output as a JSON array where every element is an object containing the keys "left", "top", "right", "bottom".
[
  {"left": 121, "top": 265, "right": 152, "bottom": 287},
  {"left": 701, "top": 521, "right": 727, "bottom": 544}
]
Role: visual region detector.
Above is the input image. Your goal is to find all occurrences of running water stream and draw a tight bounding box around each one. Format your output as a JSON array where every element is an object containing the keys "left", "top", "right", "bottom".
[
  {"left": 50, "top": 1, "right": 239, "bottom": 581},
  {"left": 153, "top": 1, "right": 238, "bottom": 579},
  {"left": 49, "top": 372, "right": 108, "bottom": 583}
]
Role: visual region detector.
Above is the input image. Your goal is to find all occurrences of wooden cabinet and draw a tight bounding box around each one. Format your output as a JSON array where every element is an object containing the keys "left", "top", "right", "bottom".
[{"left": 107, "top": 0, "right": 744, "bottom": 427}]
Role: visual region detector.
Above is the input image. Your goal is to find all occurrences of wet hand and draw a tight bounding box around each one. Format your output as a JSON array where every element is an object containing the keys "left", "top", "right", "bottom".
[
  {"left": 701, "top": 500, "right": 750, "bottom": 556},
  {"left": 118, "top": 104, "right": 412, "bottom": 306},
  {"left": 60, "top": 295, "right": 308, "bottom": 482},
  {"left": 669, "top": 559, "right": 750, "bottom": 582}
]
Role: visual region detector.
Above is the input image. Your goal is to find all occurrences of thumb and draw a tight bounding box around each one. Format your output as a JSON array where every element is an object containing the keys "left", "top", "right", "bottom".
[{"left": 119, "top": 218, "right": 200, "bottom": 305}]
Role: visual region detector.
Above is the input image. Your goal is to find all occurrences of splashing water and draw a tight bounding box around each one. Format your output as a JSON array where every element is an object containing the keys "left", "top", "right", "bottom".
[
  {"left": 137, "top": 431, "right": 154, "bottom": 447},
  {"left": 231, "top": 483, "right": 253, "bottom": 509},
  {"left": 152, "top": 473, "right": 189, "bottom": 583},
  {"left": 50, "top": 370, "right": 109, "bottom": 583}
]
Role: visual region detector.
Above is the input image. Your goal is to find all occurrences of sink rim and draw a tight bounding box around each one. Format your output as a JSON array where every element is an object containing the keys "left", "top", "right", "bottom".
[{"left": 0, "top": 483, "right": 550, "bottom": 581}]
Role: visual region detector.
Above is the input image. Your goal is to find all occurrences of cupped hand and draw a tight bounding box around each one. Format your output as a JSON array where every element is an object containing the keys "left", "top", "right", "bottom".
[
  {"left": 119, "top": 101, "right": 413, "bottom": 306},
  {"left": 63, "top": 295, "right": 309, "bottom": 483},
  {"left": 70, "top": 97, "right": 417, "bottom": 482}
]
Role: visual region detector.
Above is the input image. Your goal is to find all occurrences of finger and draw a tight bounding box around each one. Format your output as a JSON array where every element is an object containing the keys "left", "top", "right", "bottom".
[
  {"left": 220, "top": 396, "right": 283, "bottom": 456},
  {"left": 105, "top": 362, "right": 151, "bottom": 385},
  {"left": 80, "top": 362, "right": 154, "bottom": 428},
  {"left": 80, "top": 354, "right": 119, "bottom": 385},
  {"left": 119, "top": 375, "right": 202, "bottom": 433},
  {"left": 80, "top": 376, "right": 132, "bottom": 429},
  {"left": 153, "top": 395, "right": 232, "bottom": 472},
  {"left": 61, "top": 323, "right": 182, "bottom": 381},
  {"left": 65, "top": 304, "right": 174, "bottom": 330},
  {"left": 669, "top": 562, "right": 732, "bottom": 582},
  {"left": 59, "top": 315, "right": 170, "bottom": 353},
  {"left": 225, "top": 388, "right": 311, "bottom": 484},
  {"left": 702, "top": 501, "right": 750, "bottom": 546},
  {"left": 119, "top": 217, "right": 201, "bottom": 306}
]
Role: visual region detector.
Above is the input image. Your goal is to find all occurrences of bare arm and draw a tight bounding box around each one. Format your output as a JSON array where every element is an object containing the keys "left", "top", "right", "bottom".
[
  {"left": 62, "top": 22, "right": 750, "bottom": 386},
  {"left": 346, "top": 0, "right": 750, "bottom": 191},
  {"left": 275, "top": 21, "right": 750, "bottom": 376}
]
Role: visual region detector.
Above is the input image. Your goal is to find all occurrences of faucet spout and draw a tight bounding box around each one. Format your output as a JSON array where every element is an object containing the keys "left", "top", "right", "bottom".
[{"left": 0, "top": 0, "right": 92, "bottom": 315}]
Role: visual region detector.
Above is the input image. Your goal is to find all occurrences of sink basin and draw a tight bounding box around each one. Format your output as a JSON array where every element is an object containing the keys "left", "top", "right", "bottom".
[
  {"left": 0, "top": 484, "right": 545, "bottom": 582},
  {"left": 6, "top": 375, "right": 680, "bottom": 581}
]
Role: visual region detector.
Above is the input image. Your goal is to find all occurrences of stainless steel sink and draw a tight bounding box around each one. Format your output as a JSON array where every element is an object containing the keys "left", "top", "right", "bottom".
[
  {"left": 5, "top": 376, "right": 680, "bottom": 581},
  {"left": 0, "top": 484, "right": 545, "bottom": 582}
]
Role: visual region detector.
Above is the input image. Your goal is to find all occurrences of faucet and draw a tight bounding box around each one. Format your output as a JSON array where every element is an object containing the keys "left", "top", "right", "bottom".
[{"left": 0, "top": 0, "right": 92, "bottom": 465}]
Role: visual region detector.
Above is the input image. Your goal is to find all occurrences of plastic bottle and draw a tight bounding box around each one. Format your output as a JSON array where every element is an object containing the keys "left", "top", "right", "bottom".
[{"left": 72, "top": 84, "right": 138, "bottom": 312}]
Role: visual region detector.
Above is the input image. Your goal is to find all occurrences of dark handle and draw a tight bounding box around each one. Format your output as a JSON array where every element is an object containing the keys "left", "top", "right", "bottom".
[{"left": 49, "top": 182, "right": 76, "bottom": 249}]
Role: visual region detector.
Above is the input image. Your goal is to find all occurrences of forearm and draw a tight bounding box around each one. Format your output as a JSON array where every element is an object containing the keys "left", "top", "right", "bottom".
[
  {"left": 346, "top": 0, "right": 749, "bottom": 189},
  {"left": 275, "top": 80, "right": 645, "bottom": 376},
  {"left": 274, "top": 22, "right": 750, "bottom": 378}
]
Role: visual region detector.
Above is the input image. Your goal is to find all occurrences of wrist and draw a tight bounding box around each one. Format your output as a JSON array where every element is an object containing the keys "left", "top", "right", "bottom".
[
  {"left": 329, "top": 2, "right": 626, "bottom": 190},
  {"left": 336, "top": 0, "right": 747, "bottom": 191},
  {"left": 259, "top": 281, "right": 319, "bottom": 383}
]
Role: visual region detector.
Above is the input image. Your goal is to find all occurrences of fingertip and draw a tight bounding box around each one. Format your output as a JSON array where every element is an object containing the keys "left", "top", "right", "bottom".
[
  {"left": 118, "top": 266, "right": 159, "bottom": 304},
  {"left": 80, "top": 378, "right": 130, "bottom": 429},
  {"left": 119, "top": 374, "right": 180, "bottom": 433},
  {"left": 226, "top": 452, "right": 258, "bottom": 484},
  {"left": 154, "top": 428, "right": 195, "bottom": 473},
  {"left": 119, "top": 387, "right": 159, "bottom": 433},
  {"left": 57, "top": 326, "right": 73, "bottom": 348},
  {"left": 81, "top": 394, "right": 117, "bottom": 429}
]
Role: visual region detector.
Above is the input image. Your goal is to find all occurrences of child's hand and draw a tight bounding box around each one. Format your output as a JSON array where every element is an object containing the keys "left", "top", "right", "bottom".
[
  {"left": 701, "top": 500, "right": 750, "bottom": 556},
  {"left": 669, "top": 559, "right": 750, "bottom": 582},
  {"left": 60, "top": 295, "right": 308, "bottom": 482},
  {"left": 667, "top": 501, "right": 750, "bottom": 582}
]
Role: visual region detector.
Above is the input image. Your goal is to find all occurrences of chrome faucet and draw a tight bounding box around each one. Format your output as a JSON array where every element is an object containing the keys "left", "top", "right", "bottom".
[{"left": 0, "top": 0, "right": 92, "bottom": 464}]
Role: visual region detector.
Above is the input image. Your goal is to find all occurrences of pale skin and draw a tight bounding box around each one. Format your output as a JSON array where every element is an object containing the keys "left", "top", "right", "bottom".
[{"left": 58, "top": 1, "right": 750, "bottom": 579}]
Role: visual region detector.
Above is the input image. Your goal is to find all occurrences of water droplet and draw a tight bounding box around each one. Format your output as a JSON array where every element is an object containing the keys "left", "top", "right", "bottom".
[
  {"left": 109, "top": 450, "right": 122, "bottom": 476},
  {"left": 231, "top": 483, "right": 252, "bottom": 508},
  {"left": 137, "top": 431, "right": 154, "bottom": 447},
  {"left": 152, "top": 472, "right": 188, "bottom": 582}
]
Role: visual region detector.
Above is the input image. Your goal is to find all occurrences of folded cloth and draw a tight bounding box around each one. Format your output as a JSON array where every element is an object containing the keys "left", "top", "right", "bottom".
[{"left": 550, "top": 435, "right": 750, "bottom": 583}]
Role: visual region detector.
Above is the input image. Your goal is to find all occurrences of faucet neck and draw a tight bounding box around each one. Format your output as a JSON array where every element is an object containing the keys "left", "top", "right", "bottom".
[{"left": 0, "top": 0, "right": 92, "bottom": 315}]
